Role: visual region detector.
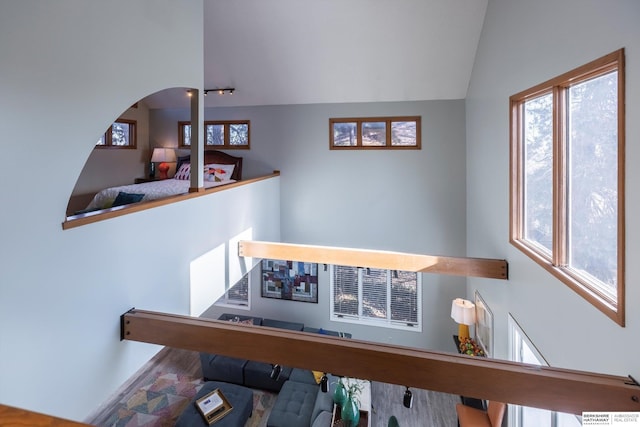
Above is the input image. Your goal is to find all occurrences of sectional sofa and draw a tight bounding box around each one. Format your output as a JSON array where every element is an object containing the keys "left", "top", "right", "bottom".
[{"left": 199, "top": 313, "right": 350, "bottom": 427}]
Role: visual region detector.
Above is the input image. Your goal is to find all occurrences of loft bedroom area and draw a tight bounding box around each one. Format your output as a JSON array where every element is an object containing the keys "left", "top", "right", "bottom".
[{"left": 2, "top": 1, "right": 639, "bottom": 426}]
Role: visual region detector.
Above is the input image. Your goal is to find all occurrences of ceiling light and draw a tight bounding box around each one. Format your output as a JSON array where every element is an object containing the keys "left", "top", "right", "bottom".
[{"left": 204, "top": 88, "right": 236, "bottom": 96}]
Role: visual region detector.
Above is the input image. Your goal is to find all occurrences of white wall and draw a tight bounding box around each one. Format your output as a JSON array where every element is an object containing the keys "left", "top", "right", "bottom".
[
  {"left": 466, "top": 0, "right": 640, "bottom": 378},
  {"left": 72, "top": 104, "right": 151, "bottom": 197},
  {"left": 0, "top": 0, "right": 275, "bottom": 421},
  {"left": 166, "top": 100, "right": 470, "bottom": 352}
]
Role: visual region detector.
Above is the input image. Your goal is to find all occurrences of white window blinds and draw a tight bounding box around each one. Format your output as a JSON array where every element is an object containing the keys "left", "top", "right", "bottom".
[{"left": 331, "top": 265, "right": 421, "bottom": 330}]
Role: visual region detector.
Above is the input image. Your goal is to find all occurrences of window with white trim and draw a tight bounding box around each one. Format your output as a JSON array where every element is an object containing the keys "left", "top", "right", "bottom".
[
  {"left": 330, "top": 265, "right": 421, "bottom": 331},
  {"left": 508, "top": 315, "right": 581, "bottom": 427},
  {"left": 509, "top": 49, "right": 625, "bottom": 325},
  {"left": 215, "top": 272, "right": 250, "bottom": 309}
]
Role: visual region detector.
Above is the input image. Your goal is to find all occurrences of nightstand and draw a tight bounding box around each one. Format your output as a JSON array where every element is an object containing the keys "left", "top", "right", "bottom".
[{"left": 135, "top": 177, "right": 163, "bottom": 184}]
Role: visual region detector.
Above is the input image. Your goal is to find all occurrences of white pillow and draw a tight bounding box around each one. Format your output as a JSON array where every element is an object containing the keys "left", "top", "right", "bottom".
[
  {"left": 204, "top": 163, "right": 235, "bottom": 182},
  {"left": 173, "top": 163, "right": 191, "bottom": 180}
]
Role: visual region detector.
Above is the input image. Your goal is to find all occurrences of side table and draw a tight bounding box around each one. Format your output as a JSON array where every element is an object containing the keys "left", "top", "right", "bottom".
[
  {"left": 453, "top": 335, "right": 487, "bottom": 410},
  {"left": 331, "top": 378, "right": 371, "bottom": 427}
]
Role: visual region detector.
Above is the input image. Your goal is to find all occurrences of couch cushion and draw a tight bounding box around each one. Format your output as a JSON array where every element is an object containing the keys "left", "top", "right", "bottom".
[
  {"left": 267, "top": 380, "right": 318, "bottom": 427},
  {"left": 289, "top": 368, "right": 317, "bottom": 385},
  {"left": 311, "top": 411, "right": 333, "bottom": 427},
  {"left": 303, "top": 326, "right": 352, "bottom": 338},
  {"left": 262, "top": 318, "right": 304, "bottom": 331},
  {"left": 310, "top": 375, "right": 337, "bottom": 423},
  {"left": 243, "top": 360, "right": 291, "bottom": 392},
  {"left": 200, "top": 355, "right": 247, "bottom": 384}
]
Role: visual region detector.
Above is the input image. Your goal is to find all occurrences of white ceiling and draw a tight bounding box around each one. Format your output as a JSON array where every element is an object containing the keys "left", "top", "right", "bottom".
[{"left": 145, "top": 0, "right": 488, "bottom": 109}]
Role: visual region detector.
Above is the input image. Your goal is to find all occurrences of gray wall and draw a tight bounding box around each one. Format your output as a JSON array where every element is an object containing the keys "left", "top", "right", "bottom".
[
  {"left": 72, "top": 104, "right": 151, "bottom": 197},
  {"left": 157, "top": 100, "right": 469, "bottom": 352},
  {"left": 0, "top": 1, "right": 281, "bottom": 422},
  {"left": 466, "top": 0, "right": 640, "bottom": 378}
]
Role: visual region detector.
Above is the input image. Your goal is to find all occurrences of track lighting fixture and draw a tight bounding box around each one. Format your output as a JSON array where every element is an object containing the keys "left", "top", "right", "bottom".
[
  {"left": 320, "top": 373, "right": 328, "bottom": 393},
  {"left": 204, "top": 88, "right": 235, "bottom": 96},
  {"left": 270, "top": 364, "right": 282, "bottom": 381},
  {"left": 403, "top": 386, "right": 413, "bottom": 408}
]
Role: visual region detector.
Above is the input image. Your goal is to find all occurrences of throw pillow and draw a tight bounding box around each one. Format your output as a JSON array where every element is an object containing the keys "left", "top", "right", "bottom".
[
  {"left": 113, "top": 192, "right": 144, "bottom": 207},
  {"left": 312, "top": 370, "right": 324, "bottom": 384},
  {"left": 204, "top": 163, "right": 235, "bottom": 182},
  {"left": 174, "top": 163, "right": 191, "bottom": 180}
]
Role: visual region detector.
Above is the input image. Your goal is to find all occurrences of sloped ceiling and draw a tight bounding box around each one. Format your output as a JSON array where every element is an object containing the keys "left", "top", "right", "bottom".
[{"left": 146, "top": 0, "right": 488, "bottom": 108}]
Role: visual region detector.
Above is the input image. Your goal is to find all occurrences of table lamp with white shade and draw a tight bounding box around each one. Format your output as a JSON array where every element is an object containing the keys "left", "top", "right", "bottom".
[
  {"left": 151, "top": 148, "right": 177, "bottom": 179},
  {"left": 451, "top": 298, "right": 476, "bottom": 339}
]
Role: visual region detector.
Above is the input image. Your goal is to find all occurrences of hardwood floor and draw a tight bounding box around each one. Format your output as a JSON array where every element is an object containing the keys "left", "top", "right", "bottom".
[
  {"left": 370, "top": 381, "right": 460, "bottom": 427},
  {"left": 85, "top": 347, "right": 461, "bottom": 427}
]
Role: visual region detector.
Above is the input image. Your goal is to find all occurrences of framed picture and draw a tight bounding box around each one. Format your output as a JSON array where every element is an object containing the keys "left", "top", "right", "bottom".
[
  {"left": 261, "top": 259, "right": 318, "bottom": 303},
  {"left": 195, "top": 388, "right": 233, "bottom": 425},
  {"left": 475, "top": 290, "right": 493, "bottom": 357}
]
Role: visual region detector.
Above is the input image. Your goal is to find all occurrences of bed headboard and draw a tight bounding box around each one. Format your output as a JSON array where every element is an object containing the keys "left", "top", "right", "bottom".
[{"left": 176, "top": 149, "right": 243, "bottom": 181}]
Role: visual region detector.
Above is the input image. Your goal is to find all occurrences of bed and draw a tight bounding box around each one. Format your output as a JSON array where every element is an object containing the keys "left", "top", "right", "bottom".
[{"left": 82, "top": 150, "right": 243, "bottom": 212}]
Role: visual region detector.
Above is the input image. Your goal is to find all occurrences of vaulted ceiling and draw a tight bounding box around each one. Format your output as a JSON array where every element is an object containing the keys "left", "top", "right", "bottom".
[{"left": 146, "top": 0, "right": 488, "bottom": 109}]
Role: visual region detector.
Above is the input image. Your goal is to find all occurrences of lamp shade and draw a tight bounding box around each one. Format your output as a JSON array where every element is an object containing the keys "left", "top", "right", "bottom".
[
  {"left": 451, "top": 298, "right": 476, "bottom": 325},
  {"left": 150, "top": 148, "right": 176, "bottom": 163}
]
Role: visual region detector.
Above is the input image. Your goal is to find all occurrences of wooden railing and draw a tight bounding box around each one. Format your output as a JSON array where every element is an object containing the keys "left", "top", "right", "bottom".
[
  {"left": 62, "top": 172, "right": 280, "bottom": 230},
  {"left": 121, "top": 309, "right": 640, "bottom": 415}
]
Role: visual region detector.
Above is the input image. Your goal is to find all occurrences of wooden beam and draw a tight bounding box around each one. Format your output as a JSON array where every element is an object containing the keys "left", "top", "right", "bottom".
[
  {"left": 121, "top": 309, "right": 640, "bottom": 414},
  {"left": 238, "top": 240, "right": 508, "bottom": 279},
  {"left": 0, "top": 404, "right": 89, "bottom": 426}
]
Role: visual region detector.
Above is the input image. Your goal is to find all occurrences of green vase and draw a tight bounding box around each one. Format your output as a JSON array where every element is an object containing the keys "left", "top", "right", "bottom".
[
  {"left": 341, "top": 396, "right": 360, "bottom": 427},
  {"left": 333, "top": 381, "right": 347, "bottom": 406}
]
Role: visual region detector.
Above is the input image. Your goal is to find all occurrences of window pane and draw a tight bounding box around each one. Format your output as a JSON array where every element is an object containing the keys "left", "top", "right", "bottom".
[
  {"left": 362, "top": 122, "right": 386, "bottom": 146},
  {"left": 96, "top": 135, "right": 105, "bottom": 146},
  {"left": 362, "top": 268, "right": 387, "bottom": 319},
  {"left": 229, "top": 124, "right": 248, "bottom": 145},
  {"left": 333, "top": 122, "right": 357, "bottom": 146},
  {"left": 207, "top": 124, "right": 224, "bottom": 145},
  {"left": 111, "top": 122, "right": 130, "bottom": 146},
  {"left": 391, "top": 271, "right": 418, "bottom": 323},
  {"left": 557, "top": 412, "right": 582, "bottom": 427},
  {"left": 183, "top": 124, "right": 191, "bottom": 146},
  {"left": 522, "top": 407, "right": 552, "bottom": 427},
  {"left": 227, "top": 274, "right": 248, "bottom": 305},
  {"left": 333, "top": 265, "right": 358, "bottom": 316},
  {"left": 567, "top": 71, "right": 618, "bottom": 294},
  {"left": 523, "top": 94, "right": 553, "bottom": 253},
  {"left": 391, "top": 121, "right": 417, "bottom": 146}
]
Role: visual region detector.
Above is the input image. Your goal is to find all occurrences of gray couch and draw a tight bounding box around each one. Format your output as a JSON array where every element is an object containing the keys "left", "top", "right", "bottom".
[
  {"left": 267, "top": 369, "right": 338, "bottom": 427},
  {"left": 199, "top": 313, "right": 350, "bottom": 427}
]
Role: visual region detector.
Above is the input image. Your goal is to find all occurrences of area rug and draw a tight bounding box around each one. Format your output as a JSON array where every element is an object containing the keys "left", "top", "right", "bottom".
[{"left": 102, "top": 371, "right": 276, "bottom": 427}]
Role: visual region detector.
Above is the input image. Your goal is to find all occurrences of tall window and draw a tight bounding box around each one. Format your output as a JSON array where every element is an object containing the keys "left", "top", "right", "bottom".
[
  {"left": 330, "top": 265, "right": 421, "bottom": 331},
  {"left": 508, "top": 315, "right": 582, "bottom": 427},
  {"left": 96, "top": 120, "right": 137, "bottom": 149},
  {"left": 216, "top": 272, "right": 250, "bottom": 309},
  {"left": 179, "top": 120, "right": 250, "bottom": 149},
  {"left": 330, "top": 116, "right": 421, "bottom": 149},
  {"left": 509, "top": 49, "right": 625, "bottom": 325}
]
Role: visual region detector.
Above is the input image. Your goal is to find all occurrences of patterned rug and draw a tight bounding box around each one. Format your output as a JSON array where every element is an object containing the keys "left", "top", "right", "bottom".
[{"left": 101, "top": 371, "right": 276, "bottom": 427}]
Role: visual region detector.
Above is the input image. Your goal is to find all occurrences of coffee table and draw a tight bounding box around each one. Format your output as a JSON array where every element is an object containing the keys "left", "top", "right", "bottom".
[{"left": 175, "top": 381, "right": 253, "bottom": 427}]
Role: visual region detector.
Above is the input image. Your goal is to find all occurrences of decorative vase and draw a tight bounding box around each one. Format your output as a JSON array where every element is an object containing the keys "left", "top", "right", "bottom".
[
  {"left": 341, "top": 396, "right": 360, "bottom": 427},
  {"left": 333, "top": 380, "right": 347, "bottom": 406}
]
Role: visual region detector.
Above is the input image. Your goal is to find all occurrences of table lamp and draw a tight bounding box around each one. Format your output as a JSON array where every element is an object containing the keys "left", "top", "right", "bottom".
[
  {"left": 451, "top": 298, "right": 476, "bottom": 339},
  {"left": 151, "top": 148, "right": 177, "bottom": 179}
]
